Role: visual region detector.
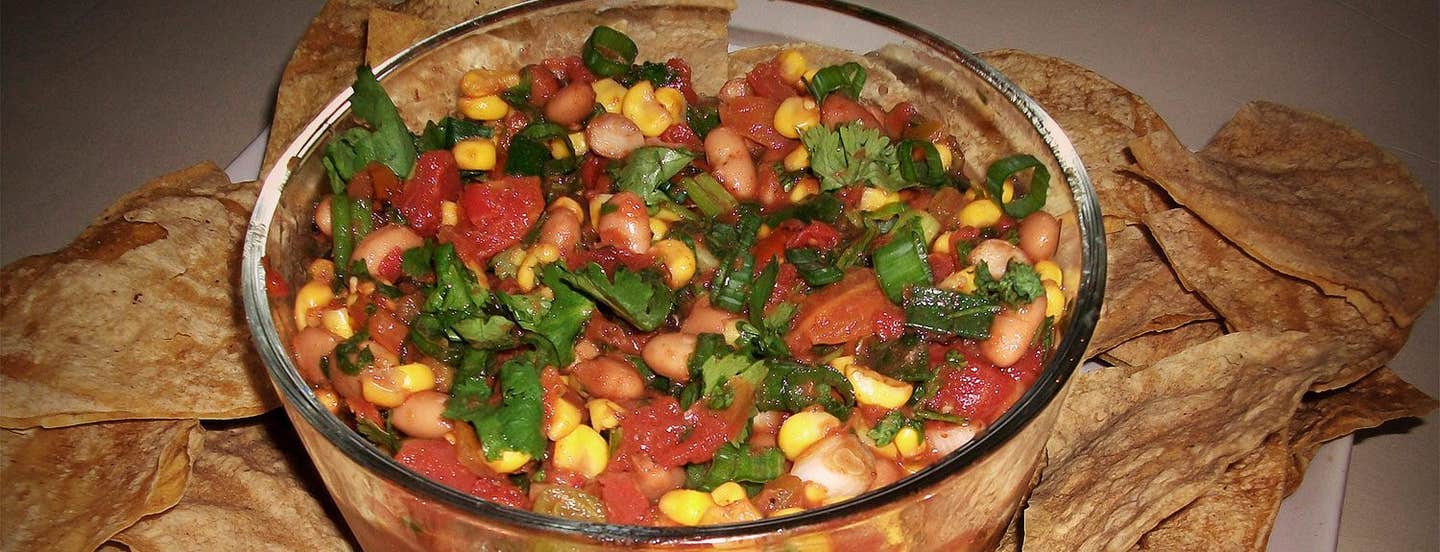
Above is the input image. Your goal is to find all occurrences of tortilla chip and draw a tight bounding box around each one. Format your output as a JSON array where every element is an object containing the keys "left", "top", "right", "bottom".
[
  {"left": 1145, "top": 207, "right": 1405, "bottom": 390},
  {"left": 262, "top": 0, "right": 389, "bottom": 175},
  {"left": 1086, "top": 225, "right": 1215, "bottom": 356},
  {"left": 0, "top": 420, "right": 202, "bottom": 551},
  {"left": 1285, "top": 367, "right": 1437, "bottom": 493},
  {"left": 1025, "top": 331, "right": 1333, "bottom": 551},
  {"left": 0, "top": 163, "right": 274, "bottom": 429},
  {"left": 1131, "top": 101, "right": 1440, "bottom": 326},
  {"left": 1133, "top": 434, "right": 1289, "bottom": 551},
  {"left": 366, "top": 8, "right": 439, "bottom": 67},
  {"left": 1100, "top": 320, "right": 1224, "bottom": 372},
  {"left": 1054, "top": 110, "right": 1174, "bottom": 231},
  {"left": 110, "top": 419, "right": 357, "bottom": 551}
]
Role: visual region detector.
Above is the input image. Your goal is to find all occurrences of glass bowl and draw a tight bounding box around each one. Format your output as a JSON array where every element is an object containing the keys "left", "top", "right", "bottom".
[{"left": 241, "top": 0, "right": 1104, "bottom": 549}]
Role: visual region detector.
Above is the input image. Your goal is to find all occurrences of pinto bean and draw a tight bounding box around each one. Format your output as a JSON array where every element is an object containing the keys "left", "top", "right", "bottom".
[
  {"left": 979, "top": 295, "right": 1047, "bottom": 368},
  {"left": 596, "top": 192, "right": 651, "bottom": 254},
  {"left": 704, "top": 126, "right": 757, "bottom": 200},
  {"left": 680, "top": 296, "right": 742, "bottom": 335},
  {"left": 967, "top": 239, "right": 1030, "bottom": 279},
  {"left": 717, "top": 77, "right": 751, "bottom": 102},
  {"left": 538, "top": 207, "right": 582, "bottom": 256},
  {"left": 586, "top": 113, "right": 644, "bottom": 159},
  {"left": 314, "top": 196, "right": 333, "bottom": 236},
  {"left": 571, "top": 356, "right": 646, "bottom": 400},
  {"left": 544, "top": 82, "right": 597, "bottom": 127},
  {"left": 292, "top": 326, "right": 339, "bottom": 386},
  {"left": 391, "top": 390, "right": 454, "bottom": 439},
  {"left": 1018, "top": 211, "right": 1060, "bottom": 261},
  {"left": 353, "top": 225, "right": 423, "bottom": 284},
  {"left": 641, "top": 332, "right": 697, "bottom": 382}
]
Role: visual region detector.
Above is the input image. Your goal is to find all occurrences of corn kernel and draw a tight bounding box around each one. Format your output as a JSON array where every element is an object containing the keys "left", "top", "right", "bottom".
[
  {"left": 757, "top": 224, "right": 772, "bottom": 239},
  {"left": 547, "top": 397, "right": 583, "bottom": 441},
  {"left": 588, "top": 194, "right": 612, "bottom": 229},
  {"left": 842, "top": 365, "right": 913, "bottom": 409},
  {"left": 788, "top": 177, "right": 818, "bottom": 203},
  {"left": 362, "top": 377, "right": 406, "bottom": 409},
  {"left": 395, "top": 363, "right": 436, "bottom": 393},
  {"left": 320, "top": 308, "right": 355, "bottom": 339},
  {"left": 958, "top": 199, "right": 1003, "bottom": 228},
  {"left": 293, "top": 280, "right": 334, "bottom": 328},
  {"left": 591, "top": 78, "right": 627, "bottom": 113},
  {"left": 649, "top": 239, "right": 696, "bottom": 289},
  {"left": 773, "top": 97, "right": 820, "bottom": 139},
  {"left": 803, "top": 482, "right": 828, "bottom": 505},
  {"left": 710, "top": 482, "right": 748, "bottom": 506},
  {"left": 621, "top": 81, "right": 674, "bottom": 137},
  {"left": 307, "top": 259, "right": 335, "bottom": 284},
  {"left": 485, "top": 450, "right": 532, "bottom": 474},
  {"left": 1034, "top": 260, "right": 1063, "bottom": 285},
  {"left": 567, "top": 131, "right": 588, "bottom": 157},
  {"left": 648, "top": 217, "right": 670, "bottom": 239},
  {"left": 549, "top": 138, "right": 572, "bottom": 159},
  {"left": 802, "top": 68, "right": 818, "bottom": 81},
  {"left": 659, "top": 489, "right": 715, "bottom": 526},
  {"left": 894, "top": 426, "right": 925, "bottom": 457},
  {"left": 939, "top": 266, "right": 977, "bottom": 293},
  {"left": 783, "top": 144, "right": 810, "bottom": 172},
  {"left": 866, "top": 434, "right": 900, "bottom": 460},
  {"left": 859, "top": 187, "right": 900, "bottom": 212},
  {"left": 458, "top": 94, "right": 509, "bottom": 121},
  {"left": 460, "top": 69, "right": 513, "bottom": 97},
  {"left": 934, "top": 141, "right": 953, "bottom": 171},
  {"left": 550, "top": 197, "right": 584, "bottom": 220},
  {"left": 553, "top": 425, "right": 609, "bottom": 478},
  {"left": 655, "top": 86, "right": 686, "bottom": 122},
  {"left": 1044, "top": 280, "right": 1065, "bottom": 318},
  {"left": 1002, "top": 180, "right": 1015, "bottom": 203},
  {"left": 314, "top": 388, "right": 341, "bottom": 414},
  {"left": 515, "top": 243, "right": 561, "bottom": 293},
  {"left": 963, "top": 187, "right": 979, "bottom": 201},
  {"left": 932, "top": 231, "right": 954, "bottom": 254},
  {"left": 778, "top": 410, "right": 842, "bottom": 460},
  {"left": 453, "top": 138, "right": 497, "bottom": 170},
  {"left": 441, "top": 201, "right": 460, "bottom": 227},
  {"left": 776, "top": 50, "right": 808, "bottom": 83},
  {"left": 587, "top": 398, "right": 624, "bottom": 431}
]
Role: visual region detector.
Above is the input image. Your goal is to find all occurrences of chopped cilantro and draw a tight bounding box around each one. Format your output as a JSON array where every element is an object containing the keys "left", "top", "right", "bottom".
[{"left": 801, "top": 122, "right": 903, "bottom": 191}]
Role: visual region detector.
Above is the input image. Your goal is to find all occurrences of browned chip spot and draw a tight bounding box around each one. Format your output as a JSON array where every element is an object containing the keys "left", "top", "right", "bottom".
[
  {"left": 111, "top": 419, "right": 358, "bottom": 551},
  {"left": 1026, "top": 331, "right": 1332, "bottom": 551},
  {"left": 1131, "top": 102, "right": 1440, "bottom": 327},
  {"left": 0, "top": 419, "right": 202, "bottom": 551},
  {"left": 1100, "top": 320, "right": 1224, "bottom": 372},
  {"left": 1086, "top": 225, "right": 1215, "bottom": 356},
  {"left": 1145, "top": 207, "right": 1406, "bottom": 390},
  {"left": 1285, "top": 367, "right": 1438, "bottom": 493},
  {"left": 0, "top": 162, "right": 275, "bottom": 428},
  {"left": 366, "top": 8, "right": 440, "bottom": 68},
  {"left": 1135, "top": 434, "right": 1290, "bottom": 551}
]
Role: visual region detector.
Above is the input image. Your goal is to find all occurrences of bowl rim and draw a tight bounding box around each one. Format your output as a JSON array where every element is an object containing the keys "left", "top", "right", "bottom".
[{"left": 241, "top": 0, "right": 1105, "bottom": 542}]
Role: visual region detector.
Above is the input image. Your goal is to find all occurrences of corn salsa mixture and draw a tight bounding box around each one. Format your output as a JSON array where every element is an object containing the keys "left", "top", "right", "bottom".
[{"left": 278, "top": 26, "right": 1065, "bottom": 526}]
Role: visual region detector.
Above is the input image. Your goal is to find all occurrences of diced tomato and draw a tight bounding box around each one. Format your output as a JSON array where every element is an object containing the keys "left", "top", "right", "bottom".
[
  {"left": 262, "top": 257, "right": 290, "bottom": 298},
  {"left": 658, "top": 123, "right": 702, "bottom": 150},
  {"left": 820, "top": 94, "right": 883, "bottom": 130},
  {"left": 524, "top": 65, "right": 561, "bottom": 107},
  {"left": 541, "top": 55, "right": 596, "bottom": 85},
  {"left": 597, "top": 472, "right": 653, "bottom": 525},
  {"left": 582, "top": 311, "right": 646, "bottom": 356},
  {"left": 346, "top": 166, "right": 375, "bottom": 199},
  {"left": 395, "top": 150, "right": 462, "bottom": 237},
  {"left": 745, "top": 59, "right": 798, "bottom": 100},
  {"left": 367, "top": 162, "right": 403, "bottom": 202},
  {"left": 923, "top": 343, "right": 1042, "bottom": 426},
  {"left": 928, "top": 251, "right": 957, "bottom": 282},
  {"left": 346, "top": 397, "right": 384, "bottom": 426},
  {"left": 995, "top": 215, "right": 1018, "bottom": 234},
  {"left": 664, "top": 58, "right": 698, "bottom": 103},
  {"left": 719, "top": 96, "right": 790, "bottom": 151},
  {"left": 765, "top": 262, "right": 801, "bottom": 310},
  {"left": 617, "top": 396, "right": 732, "bottom": 467},
  {"left": 395, "top": 439, "right": 532, "bottom": 509},
  {"left": 785, "top": 268, "right": 904, "bottom": 356},
  {"left": 445, "top": 176, "right": 544, "bottom": 265},
  {"left": 376, "top": 247, "right": 405, "bottom": 283},
  {"left": 872, "top": 308, "right": 905, "bottom": 341},
  {"left": 883, "top": 101, "right": 919, "bottom": 139},
  {"left": 567, "top": 245, "right": 657, "bottom": 275},
  {"left": 788, "top": 221, "right": 842, "bottom": 250},
  {"left": 366, "top": 307, "right": 409, "bottom": 354},
  {"left": 752, "top": 220, "right": 841, "bottom": 264},
  {"left": 579, "top": 155, "right": 614, "bottom": 198}
]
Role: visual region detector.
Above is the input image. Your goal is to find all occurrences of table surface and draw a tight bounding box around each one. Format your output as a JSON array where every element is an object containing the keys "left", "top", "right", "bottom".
[{"left": 1, "top": 1, "right": 1435, "bottom": 550}]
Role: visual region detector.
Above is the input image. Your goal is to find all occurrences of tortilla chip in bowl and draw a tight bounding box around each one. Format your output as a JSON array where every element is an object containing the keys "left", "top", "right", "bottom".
[{"left": 243, "top": 1, "right": 1102, "bottom": 550}]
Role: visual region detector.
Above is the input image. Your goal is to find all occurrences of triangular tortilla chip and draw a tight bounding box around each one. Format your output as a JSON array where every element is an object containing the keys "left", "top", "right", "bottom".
[
  {"left": 1086, "top": 225, "right": 1215, "bottom": 356},
  {"left": 1100, "top": 320, "right": 1224, "bottom": 372},
  {"left": 110, "top": 419, "right": 358, "bottom": 551},
  {"left": 1131, "top": 101, "right": 1440, "bottom": 326},
  {"left": 0, "top": 420, "right": 201, "bottom": 551},
  {"left": 1, "top": 163, "right": 275, "bottom": 428},
  {"left": 366, "top": 8, "right": 439, "bottom": 67},
  {"left": 1145, "top": 207, "right": 1405, "bottom": 390},
  {"left": 1026, "top": 332, "right": 1333, "bottom": 551},
  {"left": 1133, "top": 434, "right": 1289, "bottom": 552}
]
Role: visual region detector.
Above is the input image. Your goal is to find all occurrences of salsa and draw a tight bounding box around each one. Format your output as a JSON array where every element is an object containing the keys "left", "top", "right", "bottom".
[{"left": 284, "top": 26, "right": 1065, "bottom": 527}]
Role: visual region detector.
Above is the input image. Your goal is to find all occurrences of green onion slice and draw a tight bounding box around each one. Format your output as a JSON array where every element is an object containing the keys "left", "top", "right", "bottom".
[
  {"left": 805, "top": 62, "right": 866, "bottom": 104},
  {"left": 903, "top": 286, "right": 999, "bottom": 339},
  {"left": 581, "top": 26, "right": 637, "bottom": 78},
  {"left": 682, "top": 174, "right": 737, "bottom": 218},
  {"left": 896, "top": 139, "right": 947, "bottom": 187},
  {"left": 784, "top": 248, "right": 843, "bottom": 287},
  {"left": 873, "top": 219, "right": 932, "bottom": 304},
  {"left": 984, "top": 154, "right": 1049, "bottom": 219}
]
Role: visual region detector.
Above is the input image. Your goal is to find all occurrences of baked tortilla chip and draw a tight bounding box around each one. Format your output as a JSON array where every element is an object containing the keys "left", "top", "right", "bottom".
[
  {"left": 0, "top": 420, "right": 202, "bottom": 551},
  {"left": 1086, "top": 225, "right": 1214, "bottom": 356},
  {"left": 1285, "top": 366, "right": 1437, "bottom": 492},
  {"left": 1146, "top": 207, "right": 1406, "bottom": 390},
  {"left": 1134, "top": 434, "right": 1290, "bottom": 552},
  {"left": 1100, "top": 320, "right": 1224, "bottom": 372},
  {"left": 110, "top": 419, "right": 357, "bottom": 551},
  {"left": 978, "top": 50, "right": 1173, "bottom": 229},
  {"left": 1, "top": 163, "right": 275, "bottom": 428},
  {"left": 366, "top": 8, "right": 439, "bottom": 67},
  {"left": 1131, "top": 101, "right": 1440, "bottom": 326},
  {"left": 1026, "top": 332, "right": 1332, "bottom": 551}
]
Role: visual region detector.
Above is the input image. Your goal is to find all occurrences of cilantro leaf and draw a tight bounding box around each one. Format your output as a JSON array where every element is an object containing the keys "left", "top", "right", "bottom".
[
  {"left": 613, "top": 146, "right": 697, "bottom": 205},
  {"left": 973, "top": 260, "right": 1045, "bottom": 307},
  {"left": 684, "top": 442, "right": 786, "bottom": 492},
  {"left": 903, "top": 286, "right": 999, "bottom": 339},
  {"left": 448, "top": 355, "right": 545, "bottom": 461},
  {"left": 549, "top": 263, "right": 675, "bottom": 332},
  {"left": 496, "top": 271, "right": 595, "bottom": 367},
  {"left": 451, "top": 315, "right": 518, "bottom": 350},
  {"left": 325, "top": 66, "right": 416, "bottom": 189},
  {"left": 801, "top": 122, "right": 903, "bottom": 191},
  {"left": 356, "top": 417, "right": 401, "bottom": 454}
]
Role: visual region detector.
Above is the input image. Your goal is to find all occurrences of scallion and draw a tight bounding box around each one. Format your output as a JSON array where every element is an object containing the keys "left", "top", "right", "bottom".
[
  {"left": 805, "top": 62, "right": 866, "bottom": 104},
  {"left": 896, "top": 139, "right": 947, "bottom": 187},
  {"left": 984, "top": 154, "right": 1049, "bottom": 219},
  {"left": 581, "top": 26, "right": 637, "bottom": 78},
  {"left": 873, "top": 219, "right": 932, "bottom": 304},
  {"left": 903, "top": 286, "right": 999, "bottom": 339},
  {"left": 681, "top": 173, "right": 737, "bottom": 218},
  {"left": 785, "top": 248, "right": 843, "bottom": 287},
  {"left": 709, "top": 253, "right": 754, "bottom": 313}
]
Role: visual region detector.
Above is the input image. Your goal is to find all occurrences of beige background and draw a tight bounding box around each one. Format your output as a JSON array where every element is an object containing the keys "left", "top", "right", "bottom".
[{"left": 1, "top": 1, "right": 1434, "bottom": 550}]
